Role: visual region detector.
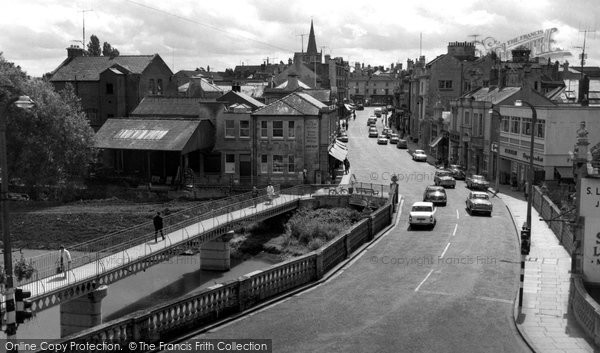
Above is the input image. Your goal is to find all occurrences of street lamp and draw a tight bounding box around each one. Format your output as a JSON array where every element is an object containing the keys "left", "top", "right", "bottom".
[
  {"left": 489, "top": 108, "right": 503, "bottom": 195},
  {"left": 514, "top": 99, "right": 537, "bottom": 231},
  {"left": 1, "top": 94, "right": 35, "bottom": 338}
]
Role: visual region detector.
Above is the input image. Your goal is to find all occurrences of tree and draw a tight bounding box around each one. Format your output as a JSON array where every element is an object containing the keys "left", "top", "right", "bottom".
[
  {"left": 0, "top": 54, "right": 95, "bottom": 187},
  {"left": 87, "top": 35, "right": 101, "bottom": 56},
  {"left": 102, "top": 42, "right": 120, "bottom": 57}
]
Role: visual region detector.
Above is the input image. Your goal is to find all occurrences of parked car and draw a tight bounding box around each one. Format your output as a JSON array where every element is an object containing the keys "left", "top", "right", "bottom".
[
  {"left": 356, "top": 103, "right": 364, "bottom": 110},
  {"left": 434, "top": 169, "right": 456, "bottom": 188},
  {"left": 466, "top": 174, "right": 490, "bottom": 190},
  {"left": 374, "top": 107, "right": 382, "bottom": 117},
  {"left": 367, "top": 116, "right": 377, "bottom": 126},
  {"left": 396, "top": 139, "right": 408, "bottom": 149},
  {"left": 368, "top": 126, "right": 379, "bottom": 137},
  {"left": 409, "top": 201, "right": 436, "bottom": 228},
  {"left": 382, "top": 127, "right": 392, "bottom": 138},
  {"left": 377, "top": 135, "right": 389, "bottom": 145},
  {"left": 423, "top": 185, "right": 447, "bottom": 206},
  {"left": 338, "top": 132, "right": 348, "bottom": 143},
  {"left": 448, "top": 165, "right": 466, "bottom": 180},
  {"left": 390, "top": 133, "right": 399, "bottom": 144},
  {"left": 412, "top": 149, "right": 427, "bottom": 162},
  {"left": 466, "top": 191, "right": 493, "bottom": 216}
]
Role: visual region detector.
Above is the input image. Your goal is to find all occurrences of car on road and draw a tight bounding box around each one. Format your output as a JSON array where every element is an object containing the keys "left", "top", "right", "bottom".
[
  {"left": 382, "top": 127, "right": 392, "bottom": 138},
  {"left": 448, "top": 165, "right": 466, "bottom": 180},
  {"left": 374, "top": 107, "right": 382, "bottom": 117},
  {"left": 412, "top": 149, "right": 427, "bottom": 162},
  {"left": 389, "top": 133, "right": 399, "bottom": 144},
  {"left": 368, "top": 126, "right": 378, "bottom": 137},
  {"left": 337, "top": 132, "right": 348, "bottom": 143},
  {"left": 423, "top": 186, "right": 447, "bottom": 206},
  {"left": 466, "top": 191, "right": 493, "bottom": 216},
  {"left": 367, "top": 116, "right": 377, "bottom": 126},
  {"left": 434, "top": 169, "right": 456, "bottom": 188},
  {"left": 466, "top": 174, "right": 490, "bottom": 190},
  {"left": 377, "top": 135, "right": 389, "bottom": 144},
  {"left": 409, "top": 201, "right": 436, "bottom": 228},
  {"left": 356, "top": 103, "right": 364, "bottom": 110},
  {"left": 396, "top": 139, "right": 408, "bottom": 149}
]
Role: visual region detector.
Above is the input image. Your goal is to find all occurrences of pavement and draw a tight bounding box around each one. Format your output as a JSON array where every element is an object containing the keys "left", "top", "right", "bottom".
[{"left": 490, "top": 186, "right": 598, "bottom": 353}]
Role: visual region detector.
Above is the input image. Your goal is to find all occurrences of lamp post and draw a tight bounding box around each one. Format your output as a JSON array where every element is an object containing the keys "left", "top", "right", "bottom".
[
  {"left": 1, "top": 94, "right": 35, "bottom": 338},
  {"left": 489, "top": 108, "right": 503, "bottom": 195},
  {"left": 514, "top": 99, "right": 537, "bottom": 230}
]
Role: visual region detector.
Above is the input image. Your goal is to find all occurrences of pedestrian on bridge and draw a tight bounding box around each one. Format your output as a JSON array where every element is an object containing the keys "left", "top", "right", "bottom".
[
  {"left": 252, "top": 186, "right": 259, "bottom": 207},
  {"left": 266, "top": 183, "right": 275, "bottom": 205},
  {"left": 59, "top": 245, "right": 71, "bottom": 279},
  {"left": 153, "top": 211, "right": 165, "bottom": 242}
]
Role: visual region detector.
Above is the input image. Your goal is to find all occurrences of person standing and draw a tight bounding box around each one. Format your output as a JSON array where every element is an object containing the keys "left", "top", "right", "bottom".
[
  {"left": 153, "top": 211, "right": 165, "bottom": 242},
  {"left": 266, "top": 183, "right": 275, "bottom": 205},
  {"left": 59, "top": 245, "right": 71, "bottom": 279},
  {"left": 251, "top": 186, "right": 259, "bottom": 207}
]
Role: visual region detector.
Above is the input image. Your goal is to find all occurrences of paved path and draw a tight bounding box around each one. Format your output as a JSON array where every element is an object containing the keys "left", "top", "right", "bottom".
[{"left": 494, "top": 187, "right": 597, "bottom": 353}]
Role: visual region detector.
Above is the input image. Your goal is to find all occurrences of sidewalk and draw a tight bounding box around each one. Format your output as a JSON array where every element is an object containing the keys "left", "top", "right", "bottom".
[{"left": 492, "top": 186, "right": 597, "bottom": 353}]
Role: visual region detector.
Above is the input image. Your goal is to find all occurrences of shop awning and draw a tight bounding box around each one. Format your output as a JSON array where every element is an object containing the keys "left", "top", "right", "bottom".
[
  {"left": 429, "top": 135, "right": 445, "bottom": 148},
  {"left": 328, "top": 140, "right": 348, "bottom": 162},
  {"left": 555, "top": 166, "right": 574, "bottom": 179},
  {"left": 344, "top": 104, "right": 355, "bottom": 111}
]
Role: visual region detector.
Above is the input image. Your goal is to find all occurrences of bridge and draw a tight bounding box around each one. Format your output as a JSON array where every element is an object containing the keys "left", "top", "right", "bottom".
[{"left": 7, "top": 182, "right": 391, "bottom": 337}]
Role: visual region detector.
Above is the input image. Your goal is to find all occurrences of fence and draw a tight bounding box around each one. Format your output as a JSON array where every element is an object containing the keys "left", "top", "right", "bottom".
[
  {"left": 36, "top": 184, "right": 397, "bottom": 352},
  {"left": 531, "top": 185, "right": 600, "bottom": 346}
]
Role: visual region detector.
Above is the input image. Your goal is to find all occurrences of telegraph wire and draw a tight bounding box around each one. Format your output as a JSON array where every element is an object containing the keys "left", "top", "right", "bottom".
[{"left": 122, "top": 0, "right": 293, "bottom": 53}]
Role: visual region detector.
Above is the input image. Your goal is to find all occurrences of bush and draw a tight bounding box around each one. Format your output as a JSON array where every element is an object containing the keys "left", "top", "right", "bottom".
[{"left": 285, "top": 207, "right": 364, "bottom": 245}]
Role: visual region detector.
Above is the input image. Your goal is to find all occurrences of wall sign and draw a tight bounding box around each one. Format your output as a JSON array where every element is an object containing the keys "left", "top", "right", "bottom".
[{"left": 580, "top": 178, "right": 600, "bottom": 284}]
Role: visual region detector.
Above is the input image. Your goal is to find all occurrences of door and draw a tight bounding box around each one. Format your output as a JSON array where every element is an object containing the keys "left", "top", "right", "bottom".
[{"left": 239, "top": 154, "right": 251, "bottom": 184}]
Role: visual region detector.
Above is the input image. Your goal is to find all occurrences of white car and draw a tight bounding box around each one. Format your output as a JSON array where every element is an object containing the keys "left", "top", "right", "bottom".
[
  {"left": 409, "top": 201, "right": 436, "bottom": 228},
  {"left": 412, "top": 149, "right": 427, "bottom": 162}
]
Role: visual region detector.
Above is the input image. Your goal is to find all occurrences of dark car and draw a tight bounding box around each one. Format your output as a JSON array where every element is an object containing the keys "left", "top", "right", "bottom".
[
  {"left": 356, "top": 103, "right": 364, "bottom": 110},
  {"left": 466, "top": 174, "right": 490, "bottom": 190},
  {"left": 423, "top": 185, "right": 447, "bottom": 206},
  {"left": 448, "top": 164, "right": 466, "bottom": 180},
  {"left": 396, "top": 139, "right": 408, "bottom": 149}
]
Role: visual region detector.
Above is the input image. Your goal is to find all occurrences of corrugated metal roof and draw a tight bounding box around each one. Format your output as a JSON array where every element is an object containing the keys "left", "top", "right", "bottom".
[
  {"left": 94, "top": 118, "right": 201, "bottom": 151},
  {"left": 50, "top": 55, "right": 157, "bottom": 81}
]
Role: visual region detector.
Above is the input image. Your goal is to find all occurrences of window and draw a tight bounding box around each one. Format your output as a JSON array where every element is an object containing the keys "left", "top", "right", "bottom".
[
  {"left": 149, "top": 79, "right": 156, "bottom": 94},
  {"left": 272, "top": 155, "right": 284, "bottom": 173},
  {"left": 239, "top": 120, "right": 249, "bottom": 138},
  {"left": 355, "top": 88, "right": 359, "bottom": 94},
  {"left": 536, "top": 119, "right": 545, "bottom": 138},
  {"left": 288, "top": 155, "right": 295, "bottom": 173},
  {"left": 106, "top": 83, "right": 114, "bottom": 95},
  {"left": 502, "top": 116, "right": 509, "bottom": 132},
  {"left": 157, "top": 79, "right": 163, "bottom": 95},
  {"left": 510, "top": 117, "right": 520, "bottom": 134},
  {"left": 260, "top": 155, "right": 268, "bottom": 173},
  {"left": 225, "top": 154, "right": 235, "bottom": 174},
  {"left": 225, "top": 120, "right": 235, "bottom": 138},
  {"left": 438, "top": 80, "right": 453, "bottom": 90},
  {"left": 522, "top": 118, "right": 532, "bottom": 136},
  {"left": 273, "top": 121, "right": 283, "bottom": 138},
  {"left": 261, "top": 121, "right": 268, "bottom": 138},
  {"left": 464, "top": 111, "right": 470, "bottom": 125},
  {"left": 483, "top": 80, "right": 489, "bottom": 87},
  {"left": 288, "top": 121, "right": 295, "bottom": 138},
  {"left": 385, "top": 82, "right": 389, "bottom": 87},
  {"left": 385, "top": 89, "right": 389, "bottom": 95},
  {"left": 477, "top": 114, "right": 483, "bottom": 136}
]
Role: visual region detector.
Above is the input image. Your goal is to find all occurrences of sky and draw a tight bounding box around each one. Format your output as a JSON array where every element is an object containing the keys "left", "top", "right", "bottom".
[{"left": 1, "top": 0, "right": 598, "bottom": 77}]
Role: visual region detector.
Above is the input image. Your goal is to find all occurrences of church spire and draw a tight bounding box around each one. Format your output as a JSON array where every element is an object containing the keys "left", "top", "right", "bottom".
[{"left": 306, "top": 20, "right": 317, "bottom": 55}]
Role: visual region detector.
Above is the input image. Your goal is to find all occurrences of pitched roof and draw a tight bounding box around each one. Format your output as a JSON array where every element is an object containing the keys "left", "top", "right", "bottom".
[
  {"left": 131, "top": 96, "right": 214, "bottom": 117},
  {"left": 50, "top": 55, "right": 159, "bottom": 81},
  {"left": 463, "top": 87, "right": 521, "bottom": 104},
  {"left": 216, "top": 91, "right": 265, "bottom": 109},
  {"left": 253, "top": 92, "right": 326, "bottom": 116}
]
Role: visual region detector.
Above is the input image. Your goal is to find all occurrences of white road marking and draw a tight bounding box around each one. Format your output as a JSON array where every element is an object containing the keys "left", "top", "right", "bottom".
[
  {"left": 452, "top": 224, "right": 458, "bottom": 237},
  {"left": 415, "top": 269, "right": 434, "bottom": 292},
  {"left": 440, "top": 242, "right": 451, "bottom": 258},
  {"left": 456, "top": 209, "right": 460, "bottom": 219}
]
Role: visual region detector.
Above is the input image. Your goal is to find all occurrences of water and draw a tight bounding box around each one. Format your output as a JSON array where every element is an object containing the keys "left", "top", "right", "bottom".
[{"left": 3, "top": 250, "right": 279, "bottom": 340}]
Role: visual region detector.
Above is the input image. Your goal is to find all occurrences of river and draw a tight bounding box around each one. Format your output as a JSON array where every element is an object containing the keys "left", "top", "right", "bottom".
[{"left": 2, "top": 249, "right": 279, "bottom": 340}]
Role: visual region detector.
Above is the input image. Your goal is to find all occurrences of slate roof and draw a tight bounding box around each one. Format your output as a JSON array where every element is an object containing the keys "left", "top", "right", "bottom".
[
  {"left": 131, "top": 96, "right": 214, "bottom": 117},
  {"left": 253, "top": 92, "right": 326, "bottom": 116},
  {"left": 50, "top": 55, "right": 158, "bottom": 81},
  {"left": 462, "top": 87, "right": 521, "bottom": 104},
  {"left": 216, "top": 91, "right": 265, "bottom": 109}
]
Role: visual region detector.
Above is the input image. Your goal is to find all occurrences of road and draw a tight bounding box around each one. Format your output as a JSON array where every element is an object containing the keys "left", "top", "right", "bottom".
[{"left": 186, "top": 108, "right": 531, "bottom": 353}]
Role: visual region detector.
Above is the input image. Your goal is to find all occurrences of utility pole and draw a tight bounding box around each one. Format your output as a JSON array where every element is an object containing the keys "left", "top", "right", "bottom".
[
  {"left": 296, "top": 33, "right": 309, "bottom": 53},
  {"left": 80, "top": 9, "right": 94, "bottom": 49}
]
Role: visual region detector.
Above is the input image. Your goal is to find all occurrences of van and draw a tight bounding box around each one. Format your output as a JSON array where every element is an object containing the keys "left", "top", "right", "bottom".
[{"left": 374, "top": 107, "right": 382, "bottom": 117}]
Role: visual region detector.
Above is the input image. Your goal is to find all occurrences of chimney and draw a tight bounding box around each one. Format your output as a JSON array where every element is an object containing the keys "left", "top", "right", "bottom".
[
  {"left": 579, "top": 74, "right": 590, "bottom": 106},
  {"left": 562, "top": 60, "right": 569, "bottom": 72},
  {"left": 67, "top": 45, "right": 84, "bottom": 59}
]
